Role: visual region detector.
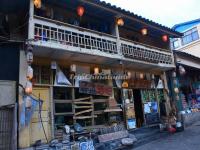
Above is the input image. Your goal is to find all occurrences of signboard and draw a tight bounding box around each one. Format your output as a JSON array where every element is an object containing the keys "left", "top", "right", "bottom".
[
  {"left": 145, "top": 112, "right": 160, "bottom": 125},
  {"left": 79, "top": 81, "right": 112, "bottom": 96},
  {"left": 128, "top": 79, "right": 151, "bottom": 89}
]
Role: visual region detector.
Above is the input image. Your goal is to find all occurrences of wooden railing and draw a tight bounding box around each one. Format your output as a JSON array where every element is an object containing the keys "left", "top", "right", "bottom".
[
  {"left": 121, "top": 39, "right": 173, "bottom": 64},
  {"left": 33, "top": 16, "right": 118, "bottom": 54},
  {"left": 32, "top": 16, "right": 173, "bottom": 65}
]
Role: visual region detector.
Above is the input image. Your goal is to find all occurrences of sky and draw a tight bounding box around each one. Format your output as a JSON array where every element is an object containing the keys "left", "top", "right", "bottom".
[{"left": 103, "top": 0, "right": 200, "bottom": 28}]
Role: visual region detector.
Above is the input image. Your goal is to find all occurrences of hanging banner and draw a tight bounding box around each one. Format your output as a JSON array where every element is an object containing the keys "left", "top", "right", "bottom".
[{"left": 79, "top": 81, "right": 112, "bottom": 96}]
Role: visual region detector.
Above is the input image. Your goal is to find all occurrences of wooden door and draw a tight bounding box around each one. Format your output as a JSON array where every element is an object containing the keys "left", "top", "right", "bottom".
[{"left": 30, "top": 87, "right": 51, "bottom": 144}]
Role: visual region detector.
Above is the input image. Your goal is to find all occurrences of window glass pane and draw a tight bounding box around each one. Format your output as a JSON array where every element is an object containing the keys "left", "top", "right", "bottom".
[
  {"left": 33, "top": 65, "right": 40, "bottom": 83},
  {"left": 182, "top": 37, "right": 187, "bottom": 45},
  {"left": 182, "top": 27, "right": 199, "bottom": 45},
  {"left": 55, "top": 103, "right": 72, "bottom": 113},
  {"left": 173, "top": 40, "right": 179, "bottom": 48},
  {"left": 41, "top": 66, "right": 51, "bottom": 84},
  {"left": 192, "top": 32, "right": 199, "bottom": 41},
  {"left": 53, "top": 87, "right": 72, "bottom": 99},
  {"left": 187, "top": 35, "right": 192, "bottom": 43}
]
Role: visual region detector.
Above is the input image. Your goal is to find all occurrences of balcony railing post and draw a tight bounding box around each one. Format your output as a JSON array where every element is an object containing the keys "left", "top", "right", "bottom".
[
  {"left": 28, "top": 0, "right": 35, "bottom": 40},
  {"left": 115, "top": 24, "right": 122, "bottom": 55}
]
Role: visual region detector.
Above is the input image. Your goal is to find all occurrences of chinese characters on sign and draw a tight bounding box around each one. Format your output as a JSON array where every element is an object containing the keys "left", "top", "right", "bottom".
[{"left": 79, "top": 81, "right": 113, "bottom": 96}]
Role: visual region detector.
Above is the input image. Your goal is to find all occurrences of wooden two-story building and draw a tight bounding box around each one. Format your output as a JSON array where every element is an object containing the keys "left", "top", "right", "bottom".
[{"left": 18, "top": 0, "right": 181, "bottom": 148}]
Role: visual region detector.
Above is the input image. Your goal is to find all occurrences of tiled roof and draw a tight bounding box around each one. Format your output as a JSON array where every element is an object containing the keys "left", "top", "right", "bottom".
[
  {"left": 88, "top": 0, "right": 182, "bottom": 36},
  {"left": 172, "top": 18, "right": 200, "bottom": 30}
]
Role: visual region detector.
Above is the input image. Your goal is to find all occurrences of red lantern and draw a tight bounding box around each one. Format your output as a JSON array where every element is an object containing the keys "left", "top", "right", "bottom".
[
  {"left": 77, "top": 6, "right": 85, "bottom": 17},
  {"left": 116, "top": 18, "right": 124, "bottom": 26},
  {"left": 162, "top": 35, "right": 168, "bottom": 42},
  {"left": 33, "top": 0, "right": 41, "bottom": 9},
  {"left": 141, "top": 28, "right": 148, "bottom": 35}
]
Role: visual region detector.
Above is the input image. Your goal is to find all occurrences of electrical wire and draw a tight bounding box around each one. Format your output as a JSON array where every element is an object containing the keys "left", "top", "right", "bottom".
[
  {"left": 38, "top": 95, "right": 49, "bottom": 143},
  {"left": 18, "top": 83, "right": 49, "bottom": 144},
  {"left": 31, "top": 93, "right": 49, "bottom": 144},
  {"left": 0, "top": 36, "right": 35, "bottom": 45}
]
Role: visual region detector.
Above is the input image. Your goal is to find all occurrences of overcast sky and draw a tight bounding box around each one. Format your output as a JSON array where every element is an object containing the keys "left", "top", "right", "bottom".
[{"left": 103, "top": 0, "right": 200, "bottom": 27}]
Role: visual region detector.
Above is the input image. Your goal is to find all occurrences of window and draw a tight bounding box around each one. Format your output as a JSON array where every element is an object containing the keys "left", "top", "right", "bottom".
[
  {"left": 170, "top": 39, "right": 180, "bottom": 49},
  {"left": 182, "top": 27, "right": 199, "bottom": 45},
  {"left": 32, "top": 65, "right": 51, "bottom": 84},
  {"left": 172, "top": 39, "right": 180, "bottom": 49}
]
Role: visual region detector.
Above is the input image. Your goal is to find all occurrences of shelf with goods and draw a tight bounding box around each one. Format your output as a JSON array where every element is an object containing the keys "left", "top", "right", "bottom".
[
  {"left": 32, "top": 63, "right": 125, "bottom": 130},
  {"left": 53, "top": 86, "right": 74, "bottom": 132},
  {"left": 122, "top": 89, "right": 136, "bottom": 129}
]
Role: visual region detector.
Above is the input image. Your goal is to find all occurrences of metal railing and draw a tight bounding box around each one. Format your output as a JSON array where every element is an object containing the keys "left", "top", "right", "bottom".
[{"left": 32, "top": 16, "right": 173, "bottom": 65}]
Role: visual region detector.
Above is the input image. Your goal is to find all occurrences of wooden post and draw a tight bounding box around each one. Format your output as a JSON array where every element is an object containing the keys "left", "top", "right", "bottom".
[
  {"left": 91, "top": 96, "right": 95, "bottom": 126},
  {"left": 162, "top": 72, "right": 171, "bottom": 116},
  {"left": 50, "top": 86, "right": 55, "bottom": 139},
  {"left": 115, "top": 23, "right": 122, "bottom": 55},
  {"left": 72, "top": 87, "right": 76, "bottom": 124},
  {"left": 28, "top": 0, "right": 35, "bottom": 40}
]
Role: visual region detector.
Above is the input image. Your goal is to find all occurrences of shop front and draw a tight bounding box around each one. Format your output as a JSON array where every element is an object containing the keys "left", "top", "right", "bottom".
[
  {"left": 17, "top": 0, "right": 182, "bottom": 148},
  {"left": 169, "top": 51, "right": 200, "bottom": 128},
  {"left": 171, "top": 51, "right": 200, "bottom": 112},
  {"left": 24, "top": 54, "right": 168, "bottom": 141}
]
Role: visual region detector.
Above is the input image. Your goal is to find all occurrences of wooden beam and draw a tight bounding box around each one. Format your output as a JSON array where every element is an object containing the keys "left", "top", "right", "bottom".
[
  {"left": 94, "top": 110, "right": 104, "bottom": 115},
  {"left": 75, "top": 109, "right": 93, "bottom": 116},
  {"left": 93, "top": 99, "right": 108, "bottom": 103},
  {"left": 104, "top": 108, "right": 122, "bottom": 112},
  {"left": 54, "top": 99, "right": 73, "bottom": 103},
  {"left": 73, "top": 116, "right": 97, "bottom": 119},
  {"left": 73, "top": 97, "right": 91, "bottom": 102},
  {"left": 75, "top": 106, "right": 93, "bottom": 109},
  {"left": 74, "top": 102, "right": 93, "bottom": 105},
  {"left": 55, "top": 112, "right": 73, "bottom": 116}
]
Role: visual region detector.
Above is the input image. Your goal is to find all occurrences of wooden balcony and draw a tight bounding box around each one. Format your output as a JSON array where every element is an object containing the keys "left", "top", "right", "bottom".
[{"left": 30, "top": 16, "right": 174, "bottom": 68}]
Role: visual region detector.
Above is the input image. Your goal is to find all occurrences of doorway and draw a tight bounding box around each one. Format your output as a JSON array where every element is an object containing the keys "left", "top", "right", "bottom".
[{"left": 133, "top": 89, "right": 144, "bottom": 128}]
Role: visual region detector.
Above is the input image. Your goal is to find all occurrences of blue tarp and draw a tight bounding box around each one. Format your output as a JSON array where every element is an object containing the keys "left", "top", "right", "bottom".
[{"left": 20, "top": 96, "right": 42, "bottom": 127}]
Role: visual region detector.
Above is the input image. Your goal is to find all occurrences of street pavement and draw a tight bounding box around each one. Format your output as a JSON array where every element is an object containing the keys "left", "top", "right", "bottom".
[{"left": 133, "top": 121, "right": 200, "bottom": 150}]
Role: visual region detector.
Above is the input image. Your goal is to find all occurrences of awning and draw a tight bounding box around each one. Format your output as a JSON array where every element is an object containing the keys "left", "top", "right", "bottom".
[{"left": 175, "top": 51, "right": 200, "bottom": 70}]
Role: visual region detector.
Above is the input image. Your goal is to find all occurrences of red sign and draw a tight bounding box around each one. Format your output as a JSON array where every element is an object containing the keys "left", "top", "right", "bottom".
[{"left": 79, "top": 81, "right": 112, "bottom": 96}]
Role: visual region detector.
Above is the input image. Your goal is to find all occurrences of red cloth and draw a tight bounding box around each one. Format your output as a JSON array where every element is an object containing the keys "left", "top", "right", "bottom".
[{"left": 168, "top": 127, "right": 176, "bottom": 133}]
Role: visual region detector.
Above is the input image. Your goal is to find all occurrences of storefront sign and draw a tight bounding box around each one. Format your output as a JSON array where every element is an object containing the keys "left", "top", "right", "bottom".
[
  {"left": 79, "top": 81, "right": 112, "bottom": 96},
  {"left": 128, "top": 79, "right": 151, "bottom": 89},
  {"left": 145, "top": 112, "right": 160, "bottom": 125}
]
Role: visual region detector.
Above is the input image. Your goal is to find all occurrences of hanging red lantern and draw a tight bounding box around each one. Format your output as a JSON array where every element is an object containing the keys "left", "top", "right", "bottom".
[
  {"left": 162, "top": 35, "right": 168, "bottom": 42},
  {"left": 33, "top": 0, "right": 42, "bottom": 9},
  {"left": 116, "top": 18, "right": 124, "bottom": 26},
  {"left": 77, "top": 6, "right": 85, "bottom": 17},
  {"left": 141, "top": 28, "right": 148, "bottom": 35}
]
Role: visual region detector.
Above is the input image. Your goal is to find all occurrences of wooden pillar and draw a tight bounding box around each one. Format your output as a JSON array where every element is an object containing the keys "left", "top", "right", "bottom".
[
  {"left": 162, "top": 72, "right": 171, "bottom": 116},
  {"left": 115, "top": 23, "right": 122, "bottom": 55},
  {"left": 50, "top": 86, "right": 54, "bottom": 139},
  {"left": 18, "top": 51, "right": 31, "bottom": 148},
  {"left": 28, "top": 0, "right": 34, "bottom": 40},
  {"left": 72, "top": 87, "right": 76, "bottom": 124}
]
